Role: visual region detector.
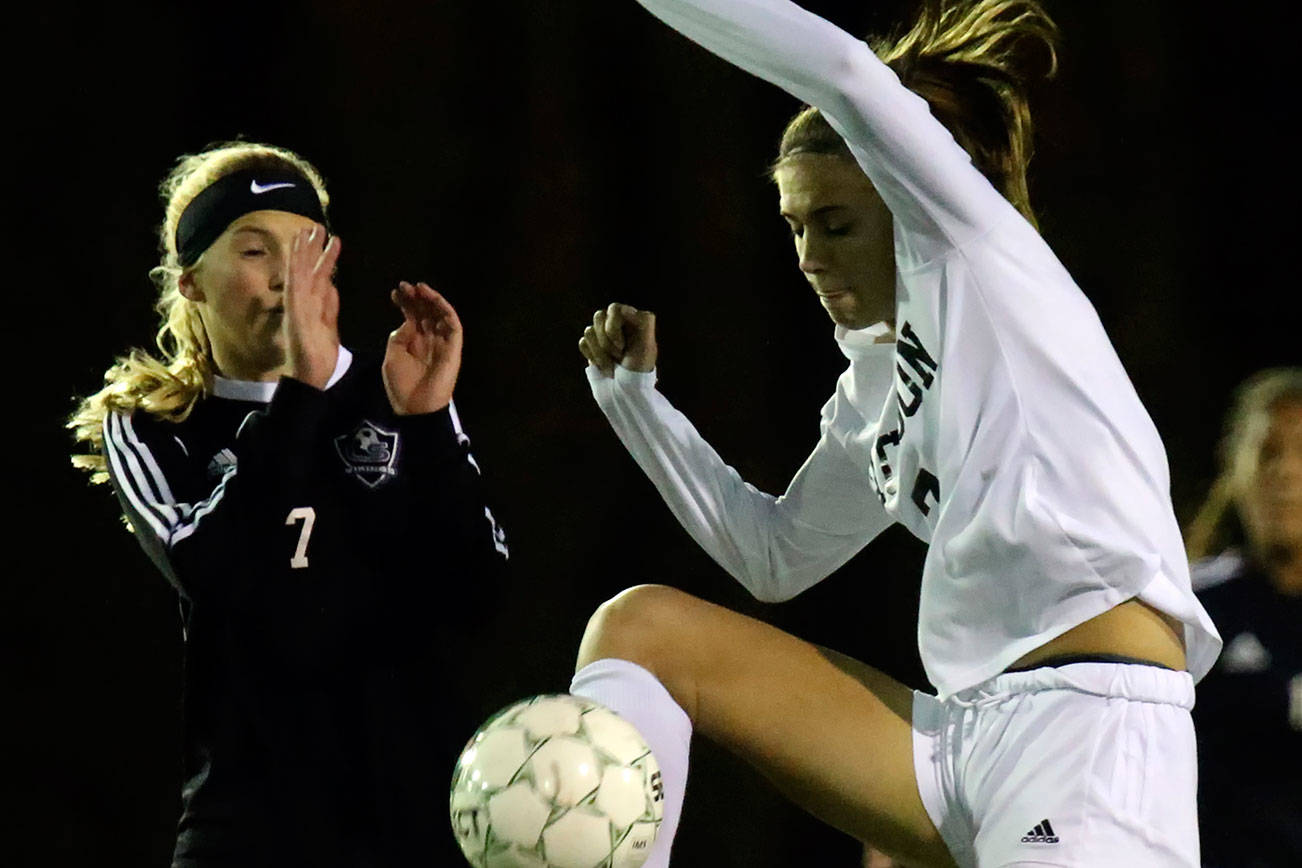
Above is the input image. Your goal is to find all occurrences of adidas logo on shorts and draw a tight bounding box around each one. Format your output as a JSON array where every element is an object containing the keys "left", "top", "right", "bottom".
[{"left": 1020, "top": 819, "right": 1060, "bottom": 844}]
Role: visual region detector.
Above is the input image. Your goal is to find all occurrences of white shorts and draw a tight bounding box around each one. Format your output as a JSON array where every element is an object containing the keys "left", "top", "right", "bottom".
[{"left": 911, "top": 662, "right": 1198, "bottom": 867}]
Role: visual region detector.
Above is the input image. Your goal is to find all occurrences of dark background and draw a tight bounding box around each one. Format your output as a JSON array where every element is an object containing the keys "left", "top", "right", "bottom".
[{"left": 7, "top": 0, "right": 1295, "bottom": 865}]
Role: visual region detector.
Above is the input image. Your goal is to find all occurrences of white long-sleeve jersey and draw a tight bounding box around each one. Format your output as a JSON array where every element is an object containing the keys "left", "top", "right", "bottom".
[{"left": 590, "top": 0, "right": 1220, "bottom": 698}]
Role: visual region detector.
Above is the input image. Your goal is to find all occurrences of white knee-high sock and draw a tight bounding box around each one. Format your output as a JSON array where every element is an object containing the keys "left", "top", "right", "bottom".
[{"left": 570, "top": 658, "right": 692, "bottom": 868}]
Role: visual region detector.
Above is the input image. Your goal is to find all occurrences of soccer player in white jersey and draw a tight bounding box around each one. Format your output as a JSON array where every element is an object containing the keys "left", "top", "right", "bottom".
[{"left": 570, "top": 1, "right": 1220, "bottom": 866}]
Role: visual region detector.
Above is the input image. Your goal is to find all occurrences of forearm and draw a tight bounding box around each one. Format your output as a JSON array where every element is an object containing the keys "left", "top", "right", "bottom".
[
  {"left": 636, "top": 0, "right": 900, "bottom": 149},
  {"left": 590, "top": 365, "right": 878, "bottom": 600},
  {"left": 633, "top": 0, "right": 998, "bottom": 241},
  {"left": 641, "top": 0, "right": 856, "bottom": 95},
  {"left": 386, "top": 403, "right": 510, "bottom": 564}
]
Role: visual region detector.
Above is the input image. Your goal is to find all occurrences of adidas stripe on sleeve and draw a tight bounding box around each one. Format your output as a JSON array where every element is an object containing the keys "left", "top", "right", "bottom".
[{"left": 103, "top": 410, "right": 235, "bottom": 591}]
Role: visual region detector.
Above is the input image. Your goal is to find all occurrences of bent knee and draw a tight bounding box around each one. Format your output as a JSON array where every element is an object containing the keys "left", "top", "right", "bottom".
[
  {"left": 577, "top": 584, "right": 698, "bottom": 671},
  {"left": 596, "top": 584, "right": 692, "bottom": 625}
]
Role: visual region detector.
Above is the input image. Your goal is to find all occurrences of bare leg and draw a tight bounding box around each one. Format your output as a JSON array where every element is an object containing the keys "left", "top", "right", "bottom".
[{"left": 575, "top": 585, "right": 955, "bottom": 868}]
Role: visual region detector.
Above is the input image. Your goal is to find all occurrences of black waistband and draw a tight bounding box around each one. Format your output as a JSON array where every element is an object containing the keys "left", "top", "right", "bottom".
[{"left": 1003, "top": 652, "right": 1175, "bottom": 674}]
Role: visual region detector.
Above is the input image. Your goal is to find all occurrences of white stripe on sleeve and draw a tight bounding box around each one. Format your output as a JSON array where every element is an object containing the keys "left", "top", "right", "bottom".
[
  {"left": 122, "top": 414, "right": 179, "bottom": 505},
  {"left": 170, "top": 468, "right": 236, "bottom": 545},
  {"left": 447, "top": 399, "right": 482, "bottom": 474},
  {"left": 104, "top": 413, "right": 175, "bottom": 542},
  {"left": 104, "top": 411, "right": 236, "bottom": 548}
]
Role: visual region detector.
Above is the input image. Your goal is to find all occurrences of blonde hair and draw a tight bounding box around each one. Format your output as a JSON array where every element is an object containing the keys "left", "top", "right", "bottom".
[
  {"left": 1185, "top": 368, "right": 1302, "bottom": 561},
  {"left": 68, "top": 141, "right": 329, "bottom": 485},
  {"left": 775, "top": 0, "right": 1059, "bottom": 229}
]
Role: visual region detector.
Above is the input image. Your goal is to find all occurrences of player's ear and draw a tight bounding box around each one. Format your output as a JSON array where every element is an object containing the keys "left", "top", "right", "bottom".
[{"left": 178, "top": 268, "right": 205, "bottom": 303}]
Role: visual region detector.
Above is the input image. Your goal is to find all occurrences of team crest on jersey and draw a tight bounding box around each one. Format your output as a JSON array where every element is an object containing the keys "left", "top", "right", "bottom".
[{"left": 334, "top": 420, "right": 399, "bottom": 488}]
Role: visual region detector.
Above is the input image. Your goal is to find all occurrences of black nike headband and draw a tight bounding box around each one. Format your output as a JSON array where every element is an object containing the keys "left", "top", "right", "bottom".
[{"left": 175, "top": 167, "right": 329, "bottom": 267}]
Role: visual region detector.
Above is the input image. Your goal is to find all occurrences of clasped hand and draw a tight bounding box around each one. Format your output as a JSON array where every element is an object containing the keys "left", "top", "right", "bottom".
[
  {"left": 579, "top": 302, "right": 658, "bottom": 376},
  {"left": 284, "top": 224, "right": 342, "bottom": 389},
  {"left": 283, "top": 225, "right": 461, "bottom": 414},
  {"left": 382, "top": 281, "right": 462, "bottom": 416}
]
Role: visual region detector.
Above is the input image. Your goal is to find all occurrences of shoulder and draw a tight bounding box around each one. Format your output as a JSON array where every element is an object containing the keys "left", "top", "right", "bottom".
[
  {"left": 103, "top": 405, "right": 179, "bottom": 451},
  {"left": 103, "top": 398, "right": 237, "bottom": 477}
]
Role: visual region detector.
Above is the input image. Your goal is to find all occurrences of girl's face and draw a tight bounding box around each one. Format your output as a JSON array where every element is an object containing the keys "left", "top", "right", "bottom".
[
  {"left": 774, "top": 153, "right": 896, "bottom": 330},
  {"left": 1236, "top": 400, "right": 1302, "bottom": 559},
  {"left": 180, "top": 209, "right": 319, "bottom": 381}
]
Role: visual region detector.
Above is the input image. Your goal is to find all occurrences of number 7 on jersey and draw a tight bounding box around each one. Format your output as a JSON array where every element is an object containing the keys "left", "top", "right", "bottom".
[{"left": 285, "top": 506, "right": 316, "bottom": 569}]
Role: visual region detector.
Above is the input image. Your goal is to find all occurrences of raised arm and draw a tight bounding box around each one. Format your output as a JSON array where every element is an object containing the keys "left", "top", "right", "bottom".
[
  {"left": 582, "top": 305, "right": 893, "bottom": 600},
  {"left": 378, "top": 282, "right": 510, "bottom": 567},
  {"left": 632, "top": 0, "right": 1014, "bottom": 248},
  {"left": 590, "top": 365, "right": 892, "bottom": 600}
]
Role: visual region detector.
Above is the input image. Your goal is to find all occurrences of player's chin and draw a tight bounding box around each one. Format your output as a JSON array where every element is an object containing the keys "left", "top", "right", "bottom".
[
  {"left": 820, "top": 294, "right": 872, "bottom": 330},
  {"left": 263, "top": 322, "right": 287, "bottom": 345},
  {"left": 253, "top": 336, "right": 288, "bottom": 369}
]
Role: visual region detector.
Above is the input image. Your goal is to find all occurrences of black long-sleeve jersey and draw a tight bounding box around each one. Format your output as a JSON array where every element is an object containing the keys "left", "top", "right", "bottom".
[
  {"left": 103, "top": 348, "right": 510, "bottom": 867},
  {"left": 1191, "top": 551, "right": 1302, "bottom": 867}
]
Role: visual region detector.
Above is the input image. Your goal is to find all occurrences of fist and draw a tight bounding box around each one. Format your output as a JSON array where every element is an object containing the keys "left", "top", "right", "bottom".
[{"left": 579, "top": 303, "right": 657, "bottom": 377}]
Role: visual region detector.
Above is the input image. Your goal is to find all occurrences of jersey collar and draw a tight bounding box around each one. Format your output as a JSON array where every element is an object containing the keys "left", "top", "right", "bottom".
[
  {"left": 212, "top": 346, "right": 354, "bottom": 402},
  {"left": 834, "top": 321, "right": 895, "bottom": 359}
]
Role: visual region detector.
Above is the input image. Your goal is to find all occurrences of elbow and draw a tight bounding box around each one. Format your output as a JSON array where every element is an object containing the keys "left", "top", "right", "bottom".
[
  {"left": 741, "top": 560, "right": 802, "bottom": 604},
  {"left": 749, "top": 583, "right": 794, "bottom": 604},
  {"left": 817, "top": 47, "right": 891, "bottom": 141},
  {"left": 824, "top": 47, "right": 871, "bottom": 113},
  {"left": 735, "top": 511, "right": 818, "bottom": 604},
  {"left": 743, "top": 536, "right": 838, "bottom": 603}
]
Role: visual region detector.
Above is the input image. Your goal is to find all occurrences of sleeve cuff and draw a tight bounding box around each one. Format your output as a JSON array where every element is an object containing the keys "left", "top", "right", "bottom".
[
  {"left": 392, "top": 404, "right": 459, "bottom": 439},
  {"left": 253, "top": 375, "right": 332, "bottom": 441},
  {"left": 271, "top": 375, "right": 332, "bottom": 413},
  {"left": 583, "top": 364, "right": 658, "bottom": 390},
  {"left": 393, "top": 405, "right": 465, "bottom": 472}
]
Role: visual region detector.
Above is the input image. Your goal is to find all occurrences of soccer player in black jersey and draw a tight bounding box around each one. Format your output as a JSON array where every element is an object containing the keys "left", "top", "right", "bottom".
[
  {"left": 1186, "top": 369, "right": 1302, "bottom": 866},
  {"left": 69, "top": 141, "right": 510, "bottom": 867}
]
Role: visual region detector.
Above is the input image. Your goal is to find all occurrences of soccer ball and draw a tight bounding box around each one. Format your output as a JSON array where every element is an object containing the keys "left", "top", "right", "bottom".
[{"left": 450, "top": 694, "right": 664, "bottom": 868}]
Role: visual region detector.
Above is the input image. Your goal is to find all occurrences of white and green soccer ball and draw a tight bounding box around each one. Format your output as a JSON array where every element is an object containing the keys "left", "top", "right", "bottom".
[{"left": 450, "top": 694, "right": 664, "bottom": 868}]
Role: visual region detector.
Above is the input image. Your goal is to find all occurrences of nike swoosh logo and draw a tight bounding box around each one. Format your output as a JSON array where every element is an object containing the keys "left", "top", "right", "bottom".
[{"left": 250, "top": 180, "right": 296, "bottom": 194}]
